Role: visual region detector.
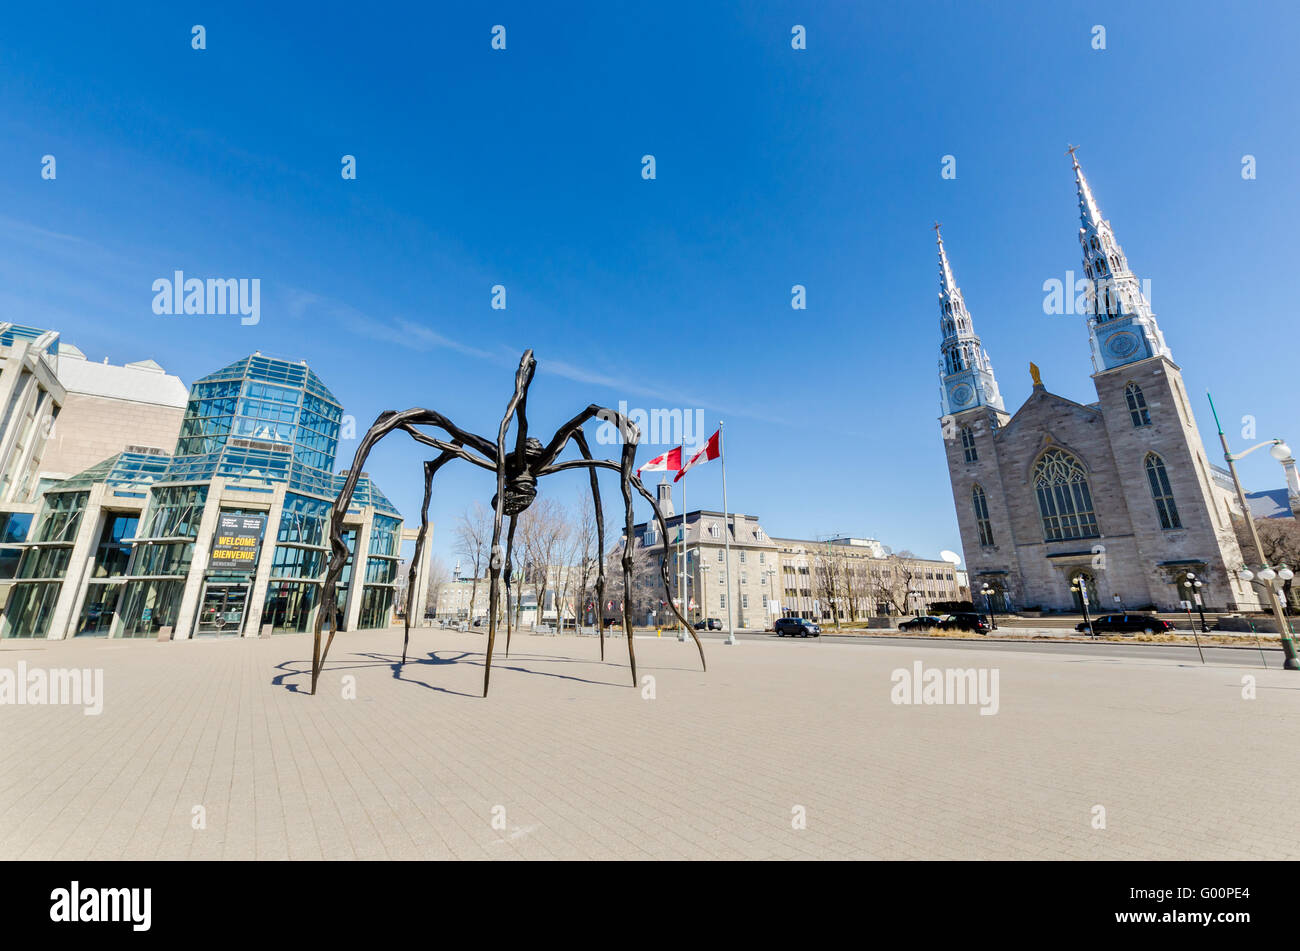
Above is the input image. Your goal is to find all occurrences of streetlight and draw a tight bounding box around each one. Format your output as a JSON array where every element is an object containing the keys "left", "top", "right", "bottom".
[
  {"left": 979, "top": 582, "right": 999, "bottom": 630},
  {"left": 1181, "top": 572, "right": 1209, "bottom": 633},
  {"left": 699, "top": 561, "right": 711, "bottom": 633},
  {"left": 1207, "top": 392, "right": 1299, "bottom": 670},
  {"left": 1071, "top": 578, "right": 1095, "bottom": 638}
]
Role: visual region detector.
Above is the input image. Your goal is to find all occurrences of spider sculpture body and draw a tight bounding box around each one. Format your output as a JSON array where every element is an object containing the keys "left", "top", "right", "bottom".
[{"left": 308, "top": 350, "right": 706, "bottom": 697}]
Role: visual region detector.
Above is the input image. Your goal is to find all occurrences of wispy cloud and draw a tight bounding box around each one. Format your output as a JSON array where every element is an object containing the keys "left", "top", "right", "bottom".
[{"left": 276, "top": 286, "right": 858, "bottom": 434}]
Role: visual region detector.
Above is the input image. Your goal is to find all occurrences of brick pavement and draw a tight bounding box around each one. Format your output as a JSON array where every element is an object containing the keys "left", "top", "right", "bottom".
[{"left": 0, "top": 627, "right": 1296, "bottom": 860}]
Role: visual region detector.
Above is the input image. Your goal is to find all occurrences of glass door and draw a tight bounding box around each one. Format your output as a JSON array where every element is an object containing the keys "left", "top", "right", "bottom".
[{"left": 197, "top": 583, "right": 249, "bottom": 636}]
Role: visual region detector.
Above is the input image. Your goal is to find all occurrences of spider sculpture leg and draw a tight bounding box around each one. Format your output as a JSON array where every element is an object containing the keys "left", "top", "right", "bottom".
[
  {"left": 618, "top": 440, "right": 639, "bottom": 687},
  {"left": 403, "top": 450, "right": 458, "bottom": 666},
  {"left": 630, "top": 473, "right": 707, "bottom": 672},
  {"left": 503, "top": 513, "right": 518, "bottom": 658},
  {"left": 570, "top": 430, "right": 606, "bottom": 661},
  {"left": 311, "top": 408, "right": 494, "bottom": 695},
  {"left": 482, "top": 351, "right": 536, "bottom": 698},
  {"left": 538, "top": 406, "right": 706, "bottom": 679}
]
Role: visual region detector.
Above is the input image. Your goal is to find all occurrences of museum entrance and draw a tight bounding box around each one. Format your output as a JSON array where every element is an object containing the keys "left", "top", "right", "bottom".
[{"left": 197, "top": 583, "right": 249, "bottom": 636}]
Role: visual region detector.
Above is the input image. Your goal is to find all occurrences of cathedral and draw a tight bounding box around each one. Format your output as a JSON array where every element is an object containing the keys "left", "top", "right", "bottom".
[{"left": 937, "top": 153, "right": 1263, "bottom": 614}]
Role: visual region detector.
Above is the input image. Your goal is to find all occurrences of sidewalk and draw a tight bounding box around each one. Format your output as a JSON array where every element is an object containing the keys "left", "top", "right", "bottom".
[{"left": 3, "top": 626, "right": 1298, "bottom": 860}]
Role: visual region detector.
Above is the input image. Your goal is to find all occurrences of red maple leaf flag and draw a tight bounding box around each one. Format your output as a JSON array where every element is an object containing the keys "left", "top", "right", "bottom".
[
  {"left": 636, "top": 446, "right": 682, "bottom": 477},
  {"left": 674, "top": 428, "right": 721, "bottom": 482}
]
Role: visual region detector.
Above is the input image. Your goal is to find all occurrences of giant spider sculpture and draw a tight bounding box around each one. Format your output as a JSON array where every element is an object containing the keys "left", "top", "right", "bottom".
[{"left": 308, "top": 349, "right": 706, "bottom": 697}]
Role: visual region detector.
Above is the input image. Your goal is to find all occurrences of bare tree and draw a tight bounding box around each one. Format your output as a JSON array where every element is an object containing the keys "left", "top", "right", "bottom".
[
  {"left": 604, "top": 531, "right": 655, "bottom": 625},
  {"left": 515, "top": 496, "right": 571, "bottom": 629},
  {"left": 454, "top": 501, "right": 490, "bottom": 621},
  {"left": 572, "top": 499, "right": 599, "bottom": 631},
  {"left": 872, "top": 551, "right": 920, "bottom": 616},
  {"left": 1256, "top": 519, "right": 1300, "bottom": 611},
  {"left": 425, "top": 555, "right": 450, "bottom": 617}
]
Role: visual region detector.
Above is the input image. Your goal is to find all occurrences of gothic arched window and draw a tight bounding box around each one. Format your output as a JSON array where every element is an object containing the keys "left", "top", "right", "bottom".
[
  {"left": 1145, "top": 453, "right": 1182, "bottom": 530},
  {"left": 1032, "top": 449, "right": 1099, "bottom": 541},
  {"left": 960, "top": 426, "right": 977, "bottom": 463},
  {"left": 1125, "top": 382, "right": 1151, "bottom": 427},
  {"left": 972, "top": 484, "right": 994, "bottom": 546}
]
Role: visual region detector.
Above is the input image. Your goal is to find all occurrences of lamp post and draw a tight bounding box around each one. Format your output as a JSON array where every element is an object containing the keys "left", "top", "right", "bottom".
[
  {"left": 677, "top": 551, "right": 690, "bottom": 642},
  {"left": 1206, "top": 393, "right": 1299, "bottom": 670},
  {"left": 764, "top": 567, "right": 777, "bottom": 626},
  {"left": 1181, "top": 572, "right": 1209, "bottom": 633},
  {"left": 980, "top": 582, "right": 999, "bottom": 630},
  {"left": 1071, "top": 578, "right": 1095, "bottom": 638},
  {"left": 699, "top": 560, "right": 711, "bottom": 631}
]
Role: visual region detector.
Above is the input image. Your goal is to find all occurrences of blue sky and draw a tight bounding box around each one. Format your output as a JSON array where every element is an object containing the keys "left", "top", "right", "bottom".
[{"left": 1, "top": 1, "right": 1297, "bottom": 568}]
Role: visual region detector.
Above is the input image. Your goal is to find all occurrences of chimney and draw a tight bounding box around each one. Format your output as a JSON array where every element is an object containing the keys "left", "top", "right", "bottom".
[
  {"left": 1283, "top": 456, "right": 1300, "bottom": 518},
  {"left": 656, "top": 480, "right": 675, "bottom": 517}
]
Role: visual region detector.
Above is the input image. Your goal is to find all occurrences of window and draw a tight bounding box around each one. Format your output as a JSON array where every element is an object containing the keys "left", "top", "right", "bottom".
[
  {"left": 972, "top": 485, "right": 994, "bottom": 546},
  {"left": 960, "top": 426, "right": 977, "bottom": 462},
  {"left": 1145, "top": 453, "right": 1182, "bottom": 530},
  {"left": 719, "top": 594, "right": 726, "bottom": 609},
  {"left": 742, "top": 594, "right": 749, "bottom": 609},
  {"left": 758, "top": 552, "right": 765, "bottom": 564},
  {"left": 708, "top": 523, "right": 721, "bottom": 539},
  {"left": 739, "top": 551, "right": 746, "bottom": 564},
  {"left": 1032, "top": 449, "right": 1099, "bottom": 541},
  {"left": 717, "top": 550, "right": 724, "bottom": 563},
  {"left": 1125, "top": 383, "right": 1151, "bottom": 427}
]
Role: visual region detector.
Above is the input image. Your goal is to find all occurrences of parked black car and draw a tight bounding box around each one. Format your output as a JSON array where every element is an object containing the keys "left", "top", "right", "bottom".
[
  {"left": 1077, "top": 613, "right": 1175, "bottom": 635},
  {"left": 774, "top": 617, "right": 821, "bottom": 637},
  {"left": 694, "top": 618, "right": 723, "bottom": 630},
  {"left": 938, "top": 612, "right": 989, "bottom": 634},
  {"left": 899, "top": 615, "right": 944, "bottom": 632}
]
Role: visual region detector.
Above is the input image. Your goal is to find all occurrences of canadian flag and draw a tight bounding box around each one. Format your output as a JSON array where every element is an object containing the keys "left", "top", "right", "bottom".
[
  {"left": 636, "top": 446, "right": 682, "bottom": 477},
  {"left": 674, "top": 428, "right": 721, "bottom": 482}
]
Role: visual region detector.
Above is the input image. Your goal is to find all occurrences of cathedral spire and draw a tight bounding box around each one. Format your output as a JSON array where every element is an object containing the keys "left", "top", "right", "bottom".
[
  {"left": 1069, "top": 144, "right": 1103, "bottom": 233},
  {"left": 1068, "top": 148, "right": 1171, "bottom": 372},
  {"left": 935, "top": 226, "right": 1004, "bottom": 416}
]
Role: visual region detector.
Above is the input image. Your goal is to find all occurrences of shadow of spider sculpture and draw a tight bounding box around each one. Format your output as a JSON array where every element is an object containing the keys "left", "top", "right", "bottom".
[{"left": 308, "top": 349, "right": 706, "bottom": 697}]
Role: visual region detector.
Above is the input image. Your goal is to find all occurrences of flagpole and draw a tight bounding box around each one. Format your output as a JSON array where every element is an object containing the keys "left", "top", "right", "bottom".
[
  {"left": 720, "top": 420, "right": 736, "bottom": 645},
  {"left": 678, "top": 435, "right": 688, "bottom": 642}
]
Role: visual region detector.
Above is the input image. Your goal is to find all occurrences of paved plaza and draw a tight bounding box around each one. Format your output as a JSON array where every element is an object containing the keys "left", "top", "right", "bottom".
[{"left": 1, "top": 627, "right": 1297, "bottom": 860}]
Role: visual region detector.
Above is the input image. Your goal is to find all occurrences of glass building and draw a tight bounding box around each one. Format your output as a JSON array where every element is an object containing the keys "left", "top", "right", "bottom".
[{"left": 0, "top": 354, "right": 404, "bottom": 639}]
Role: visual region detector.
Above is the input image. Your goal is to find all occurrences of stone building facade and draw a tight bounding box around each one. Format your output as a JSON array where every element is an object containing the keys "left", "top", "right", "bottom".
[
  {"left": 937, "top": 156, "right": 1259, "bottom": 613},
  {"left": 620, "top": 484, "right": 963, "bottom": 627}
]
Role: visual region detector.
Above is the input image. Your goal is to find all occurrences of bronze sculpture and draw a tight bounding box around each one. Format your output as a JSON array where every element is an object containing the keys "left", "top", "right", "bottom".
[{"left": 308, "top": 350, "right": 706, "bottom": 697}]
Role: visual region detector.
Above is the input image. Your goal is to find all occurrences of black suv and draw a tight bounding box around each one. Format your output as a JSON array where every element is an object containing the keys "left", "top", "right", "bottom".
[
  {"left": 774, "top": 617, "right": 821, "bottom": 637},
  {"left": 1077, "top": 614, "right": 1175, "bottom": 635},
  {"left": 939, "top": 612, "right": 990, "bottom": 634},
  {"left": 899, "top": 615, "right": 944, "bottom": 632}
]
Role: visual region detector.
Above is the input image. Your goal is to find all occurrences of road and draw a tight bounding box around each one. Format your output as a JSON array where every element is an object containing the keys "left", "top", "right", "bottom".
[{"left": 686, "top": 628, "right": 1286, "bottom": 667}]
